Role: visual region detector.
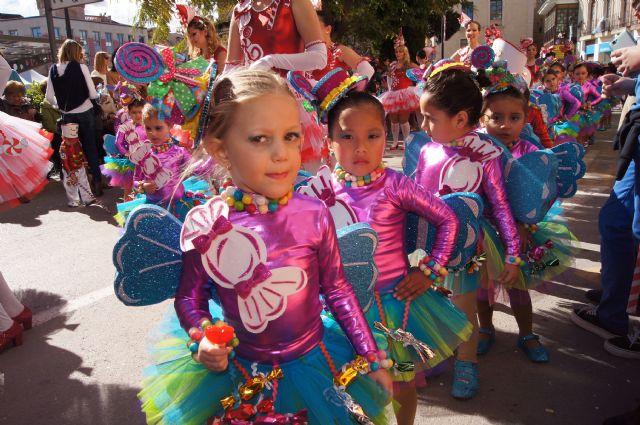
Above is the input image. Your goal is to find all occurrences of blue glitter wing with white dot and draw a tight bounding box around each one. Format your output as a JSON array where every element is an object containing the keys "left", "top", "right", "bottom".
[
  {"left": 502, "top": 150, "right": 559, "bottom": 224},
  {"left": 406, "top": 192, "right": 484, "bottom": 271},
  {"left": 113, "top": 204, "right": 184, "bottom": 306},
  {"left": 550, "top": 142, "right": 586, "bottom": 198},
  {"left": 336, "top": 223, "right": 379, "bottom": 313}
]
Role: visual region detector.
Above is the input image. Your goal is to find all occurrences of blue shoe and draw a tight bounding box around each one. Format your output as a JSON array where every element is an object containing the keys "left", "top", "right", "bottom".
[
  {"left": 476, "top": 327, "right": 496, "bottom": 356},
  {"left": 517, "top": 334, "right": 550, "bottom": 363},
  {"left": 451, "top": 360, "right": 479, "bottom": 400}
]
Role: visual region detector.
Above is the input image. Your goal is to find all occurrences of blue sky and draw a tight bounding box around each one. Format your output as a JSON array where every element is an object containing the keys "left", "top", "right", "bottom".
[{"left": 1, "top": 0, "right": 137, "bottom": 25}]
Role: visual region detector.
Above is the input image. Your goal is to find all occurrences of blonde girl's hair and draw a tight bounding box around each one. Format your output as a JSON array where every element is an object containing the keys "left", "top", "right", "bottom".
[
  {"left": 141, "top": 102, "right": 160, "bottom": 122},
  {"left": 394, "top": 45, "right": 411, "bottom": 68},
  {"left": 58, "top": 39, "right": 84, "bottom": 63},
  {"left": 187, "top": 16, "right": 223, "bottom": 60},
  {"left": 94, "top": 51, "right": 110, "bottom": 73}
]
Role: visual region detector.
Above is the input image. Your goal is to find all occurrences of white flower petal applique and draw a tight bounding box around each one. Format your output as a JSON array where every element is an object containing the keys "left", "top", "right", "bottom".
[
  {"left": 181, "top": 198, "right": 308, "bottom": 334},
  {"left": 439, "top": 134, "right": 503, "bottom": 196},
  {"left": 297, "top": 165, "right": 358, "bottom": 229}
]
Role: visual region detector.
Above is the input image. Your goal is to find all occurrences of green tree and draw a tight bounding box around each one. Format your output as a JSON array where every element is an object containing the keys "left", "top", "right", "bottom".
[{"left": 135, "top": 0, "right": 465, "bottom": 58}]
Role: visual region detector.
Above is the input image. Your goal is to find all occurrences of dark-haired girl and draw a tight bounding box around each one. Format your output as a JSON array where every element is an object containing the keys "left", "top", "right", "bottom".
[
  {"left": 574, "top": 62, "right": 603, "bottom": 146},
  {"left": 414, "top": 61, "right": 522, "bottom": 400},
  {"left": 324, "top": 90, "right": 471, "bottom": 425},
  {"left": 452, "top": 21, "right": 482, "bottom": 65}
]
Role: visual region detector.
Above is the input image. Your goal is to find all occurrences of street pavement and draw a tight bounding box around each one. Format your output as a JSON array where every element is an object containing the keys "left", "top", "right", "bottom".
[{"left": 0, "top": 114, "right": 638, "bottom": 425}]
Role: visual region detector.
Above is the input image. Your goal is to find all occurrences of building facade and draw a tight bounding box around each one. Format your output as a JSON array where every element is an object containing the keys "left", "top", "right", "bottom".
[
  {"left": 0, "top": 6, "right": 147, "bottom": 73},
  {"left": 441, "top": 0, "right": 535, "bottom": 59},
  {"left": 577, "top": 0, "right": 639, "bottom": 62}
]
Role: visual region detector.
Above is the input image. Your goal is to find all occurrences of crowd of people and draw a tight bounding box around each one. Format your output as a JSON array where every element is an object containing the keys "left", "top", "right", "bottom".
[{"left": 0, "top": 0, "right": 639, "bottom": 424}]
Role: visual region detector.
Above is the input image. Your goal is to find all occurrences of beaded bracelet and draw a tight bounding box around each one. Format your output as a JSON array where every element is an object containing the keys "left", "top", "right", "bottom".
[
  {"left": 524, "top": 223, "right": 539, "bottom": 233},
  {"left": 417, "top": 255, "right": 448, "bottom": 284},
  {"left": 187, "top": 317, "right": 239, "bottom": 360},
  {"left": 333, "top": 351, "right": 394, "bottom": 389},
  {"left": 505, "top": 255, "right": 525, "bottom": 266}
]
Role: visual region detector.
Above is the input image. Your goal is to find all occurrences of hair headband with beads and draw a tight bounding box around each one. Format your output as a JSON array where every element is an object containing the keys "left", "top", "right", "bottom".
[
  {"left": 482, "top": 60, "right": 528, "bottom": 96},
  {"left": 427, "top": 59, "right": 471, "bottom": 80}
]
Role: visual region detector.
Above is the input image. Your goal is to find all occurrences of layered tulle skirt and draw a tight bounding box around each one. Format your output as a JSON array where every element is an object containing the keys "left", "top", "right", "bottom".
[
  {"left": 140, "top": 303, "right": 391, "bottom": 425},
  {"left": 101, "top": 155, "right": 134, "bottom": 189},
  {"left": 115, "top": 176, "right": 211, "bottom": 225},
  {"left": 0, "top": 111, "right": 53, "bottom": 210},
  {"left": 378, "top": 88, "right": 420, "bottom": 115},
  {"left": 365, "top": 284, "right": 472, "bottom": 383}
]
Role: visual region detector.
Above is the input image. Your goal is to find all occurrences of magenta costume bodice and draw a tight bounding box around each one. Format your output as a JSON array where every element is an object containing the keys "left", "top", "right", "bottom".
[
  {"left": 331, "top": 169, "right": 458, "bottom": 293},
  {"left": 581, "top": 80, "right": 603, "bottom": 106},
  {"left": 509, "top": 137, "right": 538, "bottom": 159},
  {"left": 133, "top": 144, "right": 191, "bottom": 204},
  {"left": 175, "top": 194, "right": 378, "bottom": 364},
  {"left": 414, "top": 132, "right": 520, "bottom": 257}
]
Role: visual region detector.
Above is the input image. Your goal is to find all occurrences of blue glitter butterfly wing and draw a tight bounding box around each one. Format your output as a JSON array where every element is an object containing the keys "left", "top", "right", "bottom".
[
  {"left": 406, "top": 192, "right": 484, "bottom": 271},
  {"left": 103, "top": 134, "right": 119, "bottom": 156},
  {"left": 403, "top": 130, "right": 432, "bottom": 178},
  {"left": 113, "top": 204, "right": 184, "bottom": 306},
  {"left": 519, "top": 125, "right": 545, "bottom": 150},
  {"left": 336, "top": 223, "right": 379, "bottom": 313},
  {"left": 502, "top": 151, "right": 559, "bottom": 224},
  {"left": 550, "top": 142, "right": 586, "bottom": 198}
]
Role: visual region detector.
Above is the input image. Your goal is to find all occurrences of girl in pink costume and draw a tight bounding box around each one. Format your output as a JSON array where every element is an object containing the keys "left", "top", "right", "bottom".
[
  {"left": 325, "top": 91, "right": 471, "bottom": 425},
  {"left": 226, "top": 0, "right": 328, "bottom": 172},
  {"left": 379, "top": 34, "right": 419, "bottom": 150},
  {"left": 414, "top": 61, "right": 522, "bottom": 400},
  {"left": 573, "top": 62, "right": 603, "bottom": 146},
  {"left": 139, "top": 70, "right": 392, "bottom": 425}
]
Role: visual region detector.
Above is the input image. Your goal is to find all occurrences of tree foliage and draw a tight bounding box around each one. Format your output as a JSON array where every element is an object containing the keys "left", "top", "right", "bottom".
[{"left": 135, "top": 0, "right": 463, "bottom": 58}]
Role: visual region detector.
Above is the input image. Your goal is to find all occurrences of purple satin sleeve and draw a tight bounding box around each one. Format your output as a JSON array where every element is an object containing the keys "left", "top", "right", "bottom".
[
  {"left": 559, "top": 86, "right": 581, "bottom": 117},
  {"left": 115, "top": 130, "right": 129, "bottom": 156},
  {"left": 510, "top": 138, "right": 539, "bottom": 159},
  {"left": 584, "top": 81, "right": 603, "bottom": 105},
  {"left": 318, "top": 206, "right": 378, "bottom": 357},
  {"left": 175, "top": 250, "right": 214, "bottom": 331},
  {"left": 391, "top": 173, "right": 458, "bottom": 266},
  {"left": 482, "top": 158, "right": 521, "bottom": 256}
]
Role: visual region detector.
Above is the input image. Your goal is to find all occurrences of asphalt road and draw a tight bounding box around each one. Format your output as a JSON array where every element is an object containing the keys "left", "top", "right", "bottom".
[{"left": 0, "top": 115, "right": 638, "bottom": 425}]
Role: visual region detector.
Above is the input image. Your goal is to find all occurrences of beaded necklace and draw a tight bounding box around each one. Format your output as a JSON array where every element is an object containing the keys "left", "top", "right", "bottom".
[
  {"left": 333, "top": 163, "right": 385, "bottom": 188},
  {"left": 220, "top": 178, "right": 292, "bottom": 214},
  {"left": 152, "top": 141, "right": 174, "bottom": 154}
]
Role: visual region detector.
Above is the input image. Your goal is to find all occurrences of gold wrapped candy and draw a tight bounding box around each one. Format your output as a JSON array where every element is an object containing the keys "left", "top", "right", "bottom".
[
  {"left": 220, "top": 395, "right": 236, "bottom": 411},
  {"left": 334, "top": 364, "right": 358, "bottom": 388},
  {"left": 267, "top": 367, "right": 283, "bottom": 381},
  {"left": 239, "top": 377, "right": 266, "bottom": 400}
]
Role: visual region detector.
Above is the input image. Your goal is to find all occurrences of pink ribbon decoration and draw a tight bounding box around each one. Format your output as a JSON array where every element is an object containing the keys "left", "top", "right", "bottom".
[
  {"left": 318, "top": 188, "right": 336, "bottom": 207},
  {"left": 158, "top": 48, "right": 201, "bottom": 86},
  {"left": 236, "top": 263, "right": 273, "bottom": 299},
  {"left": 192, "top": 216, "right": 233, "bottom": 254}
]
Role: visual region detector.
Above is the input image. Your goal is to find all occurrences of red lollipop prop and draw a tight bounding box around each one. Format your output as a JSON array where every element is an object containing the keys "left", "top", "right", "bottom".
[{"left": 205, "top": 323, "right": 235, "bottom": 345}]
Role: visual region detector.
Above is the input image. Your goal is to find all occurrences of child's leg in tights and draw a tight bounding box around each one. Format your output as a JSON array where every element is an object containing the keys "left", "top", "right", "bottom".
[
  {"left": 453, "top": 290, "right": 479, "bottom": 362},
  {"left": 394, "top": 380, "right": 417, "bottom": 425},
  {"left": 507, "top": 288, "right": 540, "bottom": 348},
  {"left": 0, "top": 271, "right": 24, "bottom": 318},
  {"left": 477, "top": 287, "right": 495, "bottom": 339}
]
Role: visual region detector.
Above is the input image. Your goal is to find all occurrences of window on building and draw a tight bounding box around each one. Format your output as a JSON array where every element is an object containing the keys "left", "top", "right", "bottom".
[
  {"left": 489, "top": 0, "right": 502, "bottom": 21},
  {"left": 31, "top": 27, "right": 42, "bottom": 38},
  {"left": 105, "top": 32, "right": 113, "bottom": 53},
  {"left": 9, "top": 30, "right": 18, "bottom": 36},
  {"left": 462, "top": 4, "right": 474, "bottom": 20},
  {"left": 128, "top": 34, "right": 133, "bottom": 42},
  {"left": 138, "top": 36, "right": 145, "bottom": 43},
  {"left": 54, "top": 27, "right": 60, "bottom": 39},
  {"left": 93, "top": 31, "right": 100, "bottom": 43},
  {"left": 80, "top": 30, "right": 88, "bottom": 41},
  {"left": 117, "top": 33, "right": 124, "bottom": 46}
]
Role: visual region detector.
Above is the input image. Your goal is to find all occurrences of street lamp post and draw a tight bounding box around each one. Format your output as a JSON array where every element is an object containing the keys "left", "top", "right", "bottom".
[{"left": 43, "top": 0, "right": 57, "bottom": 62}]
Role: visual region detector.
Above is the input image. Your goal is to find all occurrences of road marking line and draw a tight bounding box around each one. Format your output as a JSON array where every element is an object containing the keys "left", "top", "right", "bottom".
[{"left": 33, "top": 286, "right": 114, "bottom": 327}]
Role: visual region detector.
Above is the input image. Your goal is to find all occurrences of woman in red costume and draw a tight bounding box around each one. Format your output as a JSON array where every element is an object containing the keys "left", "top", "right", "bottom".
[
  {"left": 379, "top": 34, "right": 418, "bottom": 150},
  {"left": 521, "top": 38, "right": 539, "bottom": 87},
  {"left": 226, "top": 0, "right": 327, "bottom": 172},
  {"left": 178, "top": 5, "right": 227, "bottom": 70}
]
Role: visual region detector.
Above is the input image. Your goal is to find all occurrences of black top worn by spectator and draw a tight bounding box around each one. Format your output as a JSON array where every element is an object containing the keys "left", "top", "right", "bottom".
[
  {"left": 49, "top": 60, "right": 89, "bottom": 112},
  {"left": 613, "top": 108, "right": 640, "bottom": 180}
]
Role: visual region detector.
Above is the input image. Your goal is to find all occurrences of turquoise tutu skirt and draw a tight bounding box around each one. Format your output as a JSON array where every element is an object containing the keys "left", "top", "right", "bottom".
[
  {"left": 552, "top": 120, "right": 579, "bottom": 144},
  {"left": 140, "top": 303, "right": 390, "bottom": 425},
  {"left": 479, "top": 208, "right": 578, "bottom": 303},
  {"left": 365, "top": 284, "right": 472, "bottom": 382},
  {"left": 115, "top": 176, "right": 211, "bottom": 225}
]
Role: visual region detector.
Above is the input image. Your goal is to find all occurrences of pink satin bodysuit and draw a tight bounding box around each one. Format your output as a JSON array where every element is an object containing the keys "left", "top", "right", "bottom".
[
  {"left": 414, "top": 131, "right": 520, "bottom": 257},
  {"left": 175, "top": 194, "right": 378, "bottom": 364},
  {"left": 133, "top": 144, "right": 190, "bottom": 204}
]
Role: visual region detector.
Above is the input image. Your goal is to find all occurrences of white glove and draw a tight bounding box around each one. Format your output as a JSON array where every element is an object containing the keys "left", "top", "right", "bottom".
[
  {"left": 248, "top": 41, "right": 327, "bottom": 72},
  {"left": 355, "top": 60, "right": 375, "bottom": 81}
]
